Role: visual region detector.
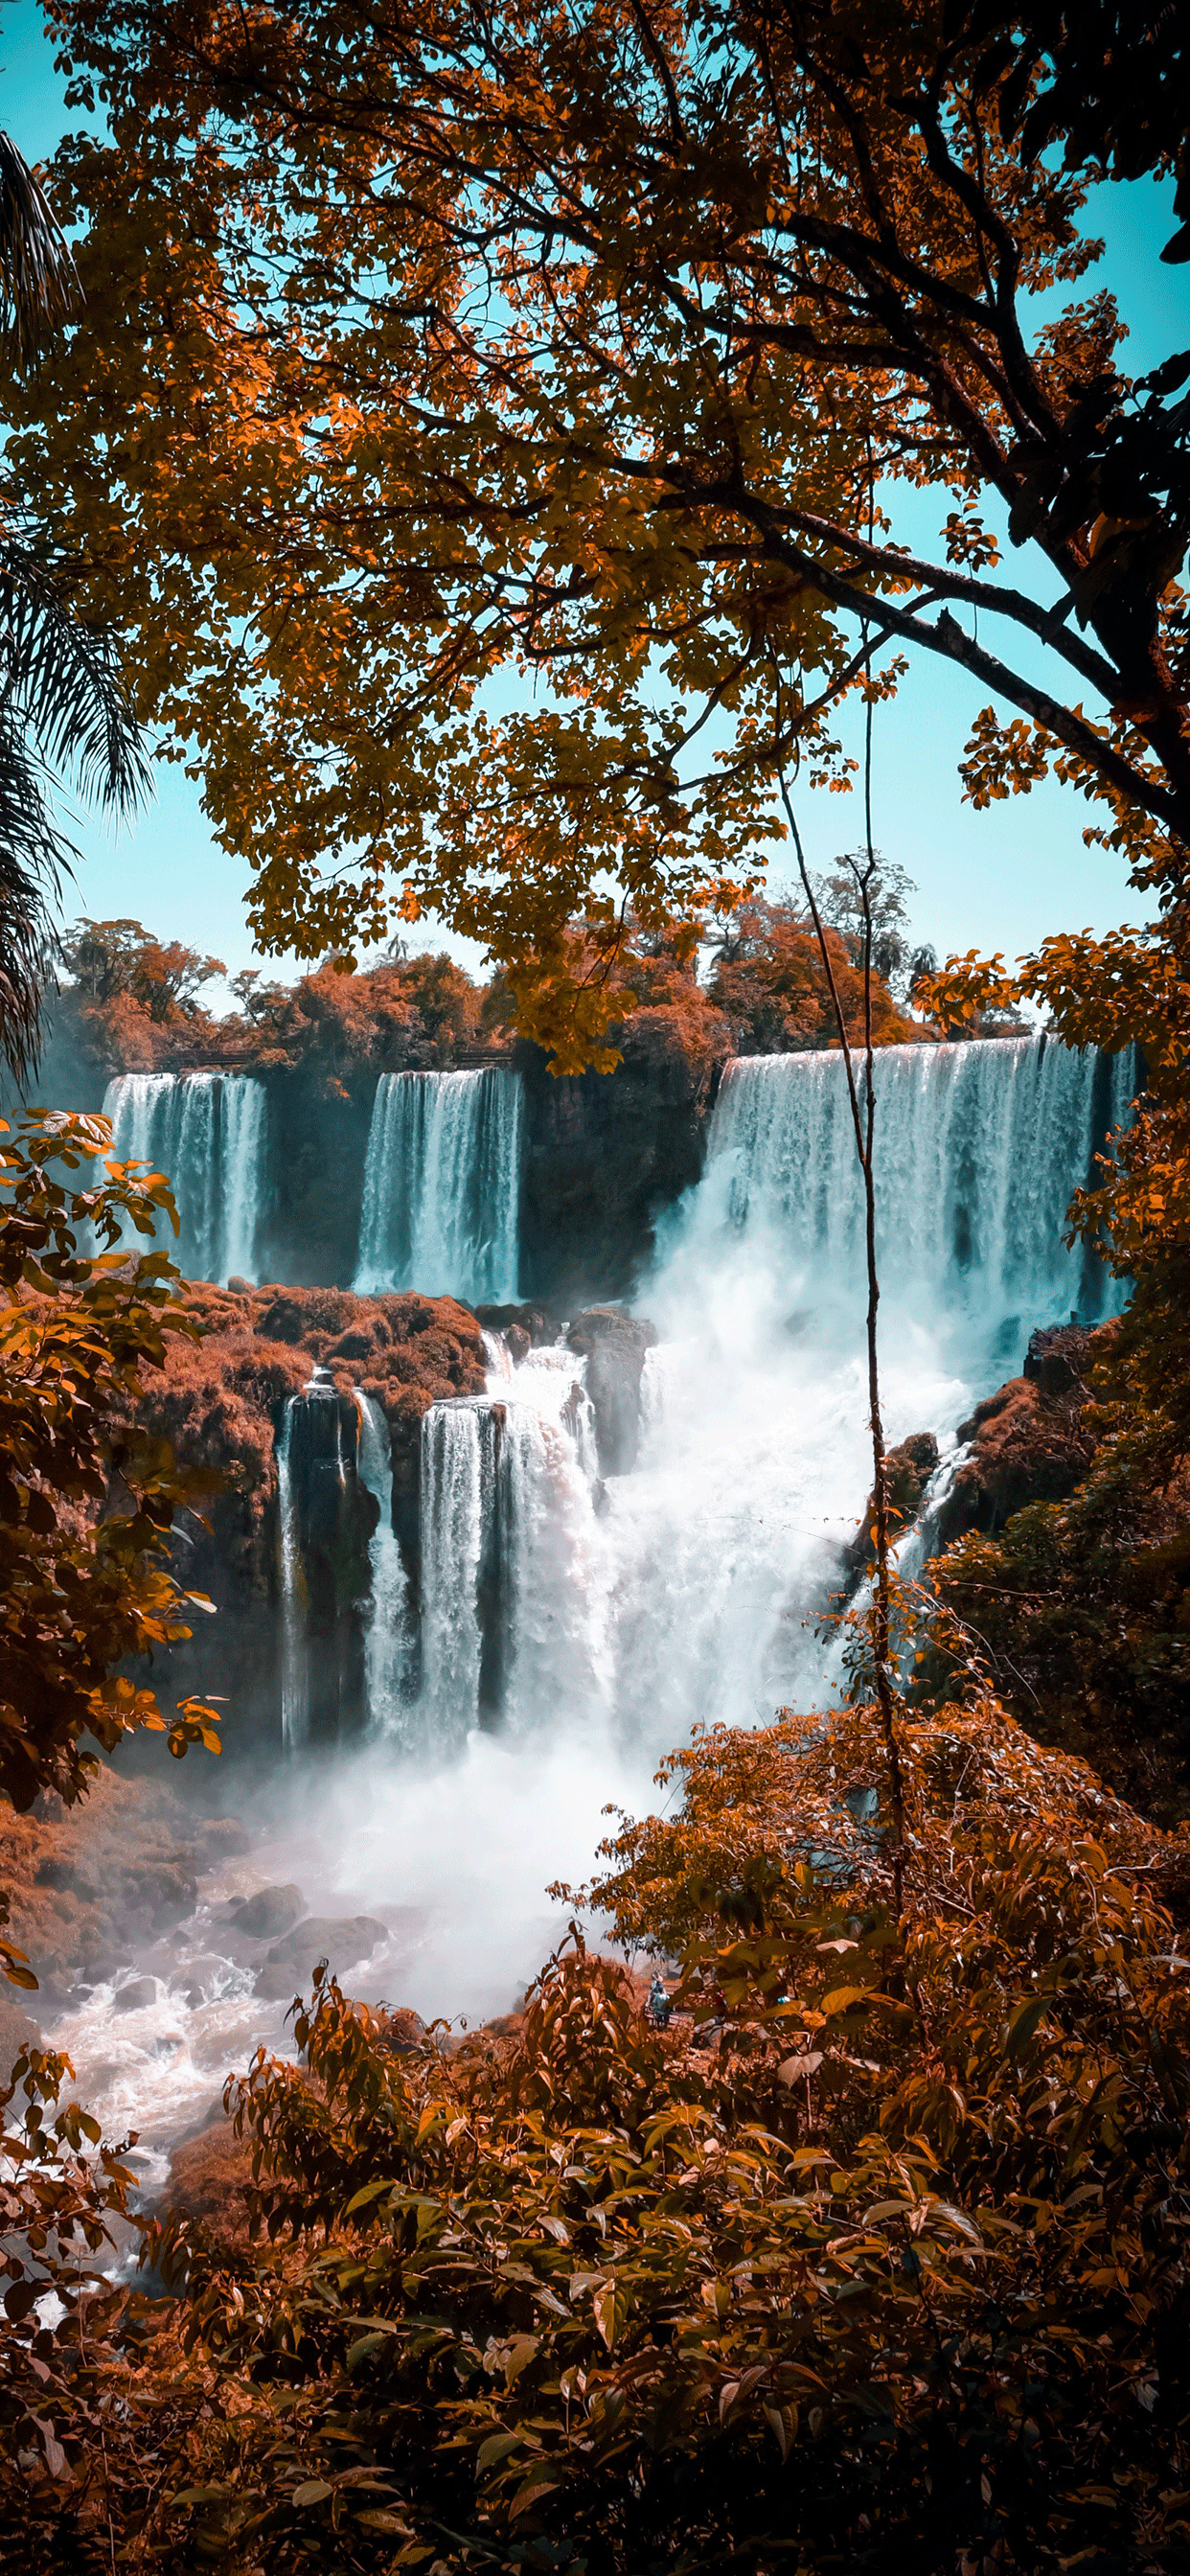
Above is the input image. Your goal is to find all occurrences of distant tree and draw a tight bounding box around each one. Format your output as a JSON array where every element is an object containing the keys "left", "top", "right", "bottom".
[
  {"left": 229, "top": 964, "right": 292, "bottom": 1030},
  {"left": 811, "top": 859, "right": 918, "bottom": 997},
  {"left": 709, "top": 896, "right": 913, "bottom": 1054},
  {"left": 397, "top": 952, "right": 480, "bottom": 1055},
  {"left": 62, "top": 916, "right": 224, "bottom": 1021},
  {"left": 60, "top": 914, "right": 148, "bottom": 1002}
]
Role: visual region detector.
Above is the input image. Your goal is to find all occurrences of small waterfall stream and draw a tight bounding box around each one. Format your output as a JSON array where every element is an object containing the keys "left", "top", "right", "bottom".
[
  {"left": 102, "top": 1070, "right": 267, "bottom": 1281},
  {"left": 354, "top": 1068, "right": 522, "bottom": 1301},
  {"left": 276, "top": 1400, "right": 309, "bottom": 1754},
  {"left": 355, "top": 1392, "right": 413, "bottom": 1737}
]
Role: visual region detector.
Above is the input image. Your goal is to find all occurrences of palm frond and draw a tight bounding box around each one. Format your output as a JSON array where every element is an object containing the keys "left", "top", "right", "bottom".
[
  {"left": 0, "top": 718, "right": 69, "bottom": 1089},
  {"left": 0, "top": 131, "right": 77, "bottom": 370},
  {"left": 0, "top": 540, "right": 151, "bottom": 817}
]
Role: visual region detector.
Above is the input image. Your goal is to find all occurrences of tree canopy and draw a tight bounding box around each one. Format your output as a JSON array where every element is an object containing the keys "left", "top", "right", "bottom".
[
  {"left": 0, "top": 1108, "right": 221, "bottom": 1830},
  {"left": 4, "top": 0, "right": 1184, "bottom": 1062}
]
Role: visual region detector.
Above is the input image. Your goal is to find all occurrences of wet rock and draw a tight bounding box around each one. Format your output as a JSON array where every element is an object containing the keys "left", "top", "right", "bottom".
[
  {"left": 255, "top": 1913, "right": 387, "bottom": 1999},
  {"left": 35, "top": 1855, "right": 99, "bottom": 1901},
  {"left": 232, "top": 1883, "right": 304, "bottom": 1939},
  {"left": 1023, "top": 1319, "right": 1098, "bottom": 1396},
  {"left": 0, "top": 1990, "right": 40, "bottom": 2067},
  {"left": 114, "top": 1975, "right": 159, "bottom": 2013},
  {"left": 936, "top": 1378, "right": 1094, "bottom": 1547},
  {"left": 844, "top": 1432, "right": 940, "bottom": 1575},
  {"left": 285, "top": 1369, "right": 378, "bottom": 1741},
  {"left": 197, "top": 1816, "right": 254, "bottom": 1861},
  {"left": 475, "top": 1302, "right": 556, "bottom": 1349},
  {"left": 565, "top": 1306, "right": 658, "bottom": 1475}
]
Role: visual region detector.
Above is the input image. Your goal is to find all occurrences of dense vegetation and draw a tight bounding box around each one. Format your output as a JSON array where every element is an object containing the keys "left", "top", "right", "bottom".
[
  {"left": 9, "top": 0, "right": 1188, "bottom": 1060},
  {"left": 5, "top": 1690, "right": 1190, "bottom": 2572},
  {"left": 35, "top": 895, "right": 918, "bottom": 1101}
]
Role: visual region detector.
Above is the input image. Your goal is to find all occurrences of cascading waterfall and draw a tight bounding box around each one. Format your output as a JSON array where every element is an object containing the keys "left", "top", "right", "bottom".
[
  {"left": 276, "top": 1399, "right": 309, "bottom": 1753},
  {"left": 102, "top": 1071, "right": 267, "bottom": 1282},
  {"left": 403, "top": 1036, "right": 1135, "bottom": 1758},
  {"left": 49, "top": 1034, "right": 1145, "bottom": 2140},
  {"left": 420, "top": 1403, "right": 485, "bottom": 1746},
  {"left": 354, "top": 1069, "right": 522, "bottom": 1301},
  {"left": 417, "top": 1348, "right": 606, "bottom": 1746},
  {"left": 699, "top": 1035, "right": 1134, "bottom": 1353},
  {"left": 355, "top": 1392, "right": 414, "bottom": 1737}
]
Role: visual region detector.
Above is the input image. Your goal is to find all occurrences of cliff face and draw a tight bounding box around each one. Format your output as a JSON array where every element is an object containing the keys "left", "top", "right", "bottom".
[
  {"left": 129, "top": 1283, "right": 488, "bottom": 1744},
  {"left": 517, "top": 998, "right": 732, "bottom": 1303}
]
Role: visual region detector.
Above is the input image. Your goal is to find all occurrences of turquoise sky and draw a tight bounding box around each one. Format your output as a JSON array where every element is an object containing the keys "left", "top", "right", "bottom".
[{"left": 4, "top": 0, "right": 1189, "bottom": 989}]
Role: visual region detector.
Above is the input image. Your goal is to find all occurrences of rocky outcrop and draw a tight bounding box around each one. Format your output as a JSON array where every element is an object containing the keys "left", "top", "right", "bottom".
[
  {"left": 125, "top": 1282, "right": 487, "bottom": 1745},
  {"left": 282, "top": 1368, "right": 378, "bottom": 1741},
  {"left": 935, "top": 1327, "right": 1108, "bottom": 1549},
  {"left": 475, "top": 1300, "right": 659, "bottom": 1477},
  {"left": 0, "top": 1769, "right": 249, "bottom": 2010},
  {"left": 844, "top": 1432, "right": 941, "bottom": 1577},
  {"left": 1023, "top": 1318, "right": 1101, "bottom": 1396},
  {"left": 516, "top": 1001, "right": 732, "bottom": 1304},
  {"left": 564, "top": 1307, "right": 659, "bottom": 1475}
]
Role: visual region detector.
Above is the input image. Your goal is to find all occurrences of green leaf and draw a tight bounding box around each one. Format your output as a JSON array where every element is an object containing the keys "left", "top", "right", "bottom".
[
  {"left": 291, "top": 2479, "right": 333, "bottom": 2509},
  {"left": 346, "top": 2332, "right": 394, "bottom": 2374},
  {"left": 1007, "top": 1997, "right": 1046, "bottom": 2056},
  {"left": 344, "top": 2179, "right": 393, "bottom": 2216},
  {"left": 510, "top": 2476, "right": 561, "bottom": 2519},
  {"left": 593, "top": 2279, "right": 629, "bottom": 2349},
  {"left": 477, "top": 2430, "right": 522, "bottom": 2472}
]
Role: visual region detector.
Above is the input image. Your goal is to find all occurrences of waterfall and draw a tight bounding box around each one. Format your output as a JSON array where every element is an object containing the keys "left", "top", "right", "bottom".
[
  {"left": 669, "top": 1035, "right": 1135, "bottom": 1361},
  {"left": 354, "top": 1069, "right": 522, "bottom": 1301},
  {"left": 355, "top": 1392, "right": 414, "bottom": 1737},
  {"left": 417, "top": 1348, "right": 606, "bottom": 1748},
  {"left": 276, "top": 1036, "right": 1136, "bottom": 1763},
  {"left": 420, "top": 1404, "right": 485, "bottom": 1746},
  {"left": 276, "top": 1400, "right": 309, "bottom": 1752},
  {"left": 101, "top": 1071, "right": 267, "bottom": 1282}
]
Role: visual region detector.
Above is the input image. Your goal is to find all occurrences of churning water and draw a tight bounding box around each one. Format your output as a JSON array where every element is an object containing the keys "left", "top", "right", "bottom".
[{"left": 351, "top": 1036, "right": 1133, "bottom": 1759}]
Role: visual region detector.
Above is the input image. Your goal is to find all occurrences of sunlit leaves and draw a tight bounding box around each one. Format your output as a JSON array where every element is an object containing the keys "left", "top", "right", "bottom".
[
  {"left": 11, "top": 0, "right": 1190, "bottom": 1060},
  {"left": 0, "top": 1108, "right": 223, "bottom": 1812}
]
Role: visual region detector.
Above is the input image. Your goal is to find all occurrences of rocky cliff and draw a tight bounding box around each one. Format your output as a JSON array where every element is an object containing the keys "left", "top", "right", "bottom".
[{"left": 126, "top": 1282, "right": 488, "bottom": 1747}]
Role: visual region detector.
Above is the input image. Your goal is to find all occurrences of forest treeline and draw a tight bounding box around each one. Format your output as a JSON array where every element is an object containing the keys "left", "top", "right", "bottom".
[{"left": 41, "top": 881, "right": 951, "bottom": 1095}]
